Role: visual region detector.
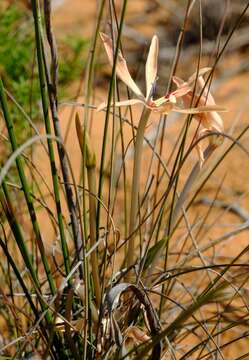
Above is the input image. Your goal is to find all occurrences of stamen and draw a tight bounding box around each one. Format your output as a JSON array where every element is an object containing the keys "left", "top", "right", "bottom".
[{"left": 148, "top": 76, "right": 159, "bottom": 100}]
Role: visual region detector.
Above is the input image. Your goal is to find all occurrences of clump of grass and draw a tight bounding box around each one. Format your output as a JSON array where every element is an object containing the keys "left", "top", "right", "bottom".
[{"left": 1, "top": 0, "right": 249, "bottom": 359}]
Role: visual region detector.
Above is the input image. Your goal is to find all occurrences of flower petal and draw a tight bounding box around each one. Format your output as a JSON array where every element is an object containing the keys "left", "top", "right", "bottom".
[
  {"left": 145, "top": 35, "right": 159, "bottom": 100},
  {"left": 97, "top": 98, "right": 145, "bottom": 112},
  {"left": 100, "top": 33, "right": 143, "bottom": 98},
  {"left": 196, "top": 140, "right": 205, "bottom": 167},
  {"left": 172, "top": 68, "right": 212, "bottom": 97},
  {"left": 204, "top": 111, "right": 224, "bottom": 134},
  {"left": 197, "top": 76, "right": 216, "bottom": 105},
  {"left": 187, "top": 67, "right": 212, "bottom": 85},
  {"left": 172, "top": 76, "right": 185, "bottom": 87},
  {"left": 173, "top": 105, "right": 227, "bottom": 114},
  {"left": 171, "top": 80, "right": 192, "bottom": 98}
]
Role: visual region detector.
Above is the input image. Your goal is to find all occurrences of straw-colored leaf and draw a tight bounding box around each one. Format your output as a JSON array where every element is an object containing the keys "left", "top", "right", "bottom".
[
  {"left": 100, "top": 32, "right": 143, "bottom": 97},
  {"left": 145, "top": 35, "right": 159, "bottom": 100}
]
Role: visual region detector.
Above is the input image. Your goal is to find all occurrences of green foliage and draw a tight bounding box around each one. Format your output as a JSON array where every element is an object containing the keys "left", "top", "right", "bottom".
[
  {"left": 0, "top": 4, "right": 37, "bottom": 128},
  {"left": 0, "top": 2, "right": 87, "bottom": 137},
  {"left": 0, "top": 6, "right": 32, "bottom": 81},
  {"left": 142, "top": 237, "right": 168, "bottom": 271},
  {"left": 58, "top": 35, "right": 87, "bottom": 86}
]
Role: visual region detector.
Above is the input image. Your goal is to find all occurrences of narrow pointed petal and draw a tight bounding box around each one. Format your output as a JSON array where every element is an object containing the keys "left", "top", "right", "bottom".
[
  {"left": 187, "top": 67, "right": 212, "bottom": 84},
  {"left": 173, "top": 105, "right": 227, "bottom": 114},
  {"left": 172, "top": 76, "right": 185, "bottom": 87},
  {"left": 145, "top": 35, "right": 159, "bottom": 100},
  {"left": 97, "top": 98, "right": 145, "bottom": 112},
  {"left": 195, "top": 105, "right": 227, "bottom": 112},
  {"left": 197, "top": 76, "right": 216, "bottom": 105},
  {"left": 196, "top": 141, "right": 205, "bottom": 167},
  {"left": 100, "top": 33, "right": 143, "bottom": 97},
  {"left": 171, "top": 79, "right": 192, "bottom": 98},
  {"left": 205, "top": 111, "right": 224, "bottom": 134}
]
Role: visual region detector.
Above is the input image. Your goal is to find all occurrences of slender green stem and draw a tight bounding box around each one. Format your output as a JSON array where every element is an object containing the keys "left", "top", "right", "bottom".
[
  {"left": 96, "top": 0, "right": 128, "bottom": 233},
  {"left": 0, "top": 218, "right": 38, "bottom": 317},
  {"left": 78, "top": 4, "right": 106, "bottom": 352},
  {"left": 87, "top": 166, "right": 101, "bottom": 306},
  {"left": 84, "top": 0, "right": 106, "bottom": 125},
  {"left": 78, "top": 7, "right": 107, "bottom": 345},
  {"left": 31, "top": 0, "right": 71, "bottom": 277},
  {"left": 0, "top": 77, "right": 56, "bottom": 295},
  {"left": 0, "top": 232, "right": 56, "bottom": 357},
  {"left": 76, "top": 116, "right": 101, "bottom": 306},
  {"left": 0, "top": 182, "right": 61, "bottom": 358},
  {"left": 0, "top": 185, "right": 40, "bottom": 299},
  {"left": 126, "top": 107, "right": 151, "bottom": 278}
]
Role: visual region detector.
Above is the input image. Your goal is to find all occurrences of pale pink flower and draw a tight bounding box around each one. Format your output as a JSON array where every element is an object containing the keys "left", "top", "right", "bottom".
[
  {"left": 98, "top": 33, "right": 226, "bottom": 164},
  {"left": 97, "top": 33, "right": 225, "bottom": 118},
  {"left": 172, "top": 71, "right": 224, "bottom": 164}
]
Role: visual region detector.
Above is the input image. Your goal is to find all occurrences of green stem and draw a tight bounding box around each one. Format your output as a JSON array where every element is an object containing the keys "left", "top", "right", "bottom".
[
  {"left": 126, "top": 107, "right": 151, "bottom": 279},
  {"left": 76, "top": 116, "right": 101, "bottom": 306},
  {"left": 87, "top": 166, "right": 101, "bottom": 306},
  {"left": 0, "top": 185, "right": 40, "bottom": 301},
  {"left": 0, "top": 77, "right": 56, "bottom": 295},
  {"left": 31, "top": 0, "right": 71, "bottom": 278},
  {"left": 0, "top": 182, "right": 61, "bottom": 359},
  {"left": 96, "top": 0, "right": 128, "bottom": 234}
]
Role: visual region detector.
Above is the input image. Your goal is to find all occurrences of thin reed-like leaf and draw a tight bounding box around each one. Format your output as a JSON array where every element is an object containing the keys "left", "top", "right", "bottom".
[{"left": 0, "top": 77, "right": 56, "bottom": 295}]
